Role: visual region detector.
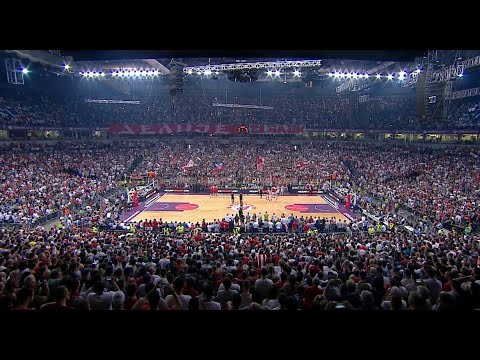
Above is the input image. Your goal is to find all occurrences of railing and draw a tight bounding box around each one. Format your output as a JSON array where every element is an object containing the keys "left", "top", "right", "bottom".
[{"left": 36, "top": 210, "right": 62, "bottom": 226}]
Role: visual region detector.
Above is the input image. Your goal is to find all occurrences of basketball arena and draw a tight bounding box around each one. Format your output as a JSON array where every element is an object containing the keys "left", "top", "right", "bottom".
[{"left": 0, "top": 49, "right": 478, "bottom": 312}]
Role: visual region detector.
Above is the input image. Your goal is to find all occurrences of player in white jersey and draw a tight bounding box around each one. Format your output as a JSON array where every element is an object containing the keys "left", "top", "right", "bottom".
[{"left": 271, "top": 186, "right": 277, "bottom": 201}]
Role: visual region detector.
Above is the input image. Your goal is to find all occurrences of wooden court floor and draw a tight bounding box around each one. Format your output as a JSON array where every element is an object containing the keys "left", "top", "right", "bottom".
[{"left": 131, "top": 194, "right": 350, "bottom": 224}]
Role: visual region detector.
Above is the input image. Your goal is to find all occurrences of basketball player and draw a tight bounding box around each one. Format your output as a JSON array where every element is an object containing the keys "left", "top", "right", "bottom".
[
  {"left": 231, "top": 192, "right": 235, "bottom": 205},
  {"left": 271, "top": 186, "right": 277, "bottom": 201},
  {"left": 239, "top": 192, "right": 243, "bottom": 207}
]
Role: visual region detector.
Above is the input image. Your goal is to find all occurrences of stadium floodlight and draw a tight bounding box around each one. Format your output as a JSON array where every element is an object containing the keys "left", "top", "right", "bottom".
[
  {"left": 187, "top": 69, "right": 193, "bottom": 75},
  {"left": 275, "top": 70, "right": 281, "bottom": 77},
  {"left": 21, "top": 68, "right": 29, "bottom": 74},
  {"left": 64, "top": 64, "right": 70, "bottom": 70},
  {"left": 266, "top": 70, "right": 273, "bottom": 76},
  {"left": 336, "top": 61, "right": 396, "bottom": 93},
  {"left": 363, "top": 74, "right": 369, "bottom": 79},
  {"left": 204, "top": 69, "right": 212, "bottom": 76},
  {"left": 387, "top": 74, "right": 393, "bottom": 80},
  {"left": 458, "top": 73, "right": 464, "bottom": 78},
  {"left": 293, "top": 69, "right": 301, "bottom": 77},
  {"left": 376, "top": 74, "right": 381, "bottom": 79}
]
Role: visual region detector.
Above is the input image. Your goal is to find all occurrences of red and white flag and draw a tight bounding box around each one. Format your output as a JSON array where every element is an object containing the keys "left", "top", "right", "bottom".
[
  {"left": 256, "top": 155, "right": 265, "bottom": 171},
  {"left": 296, "top": 160, "right": 311, "bottom": 169},
  {"left": 182, "top": 159, "right": 195, "bottom": 172}
]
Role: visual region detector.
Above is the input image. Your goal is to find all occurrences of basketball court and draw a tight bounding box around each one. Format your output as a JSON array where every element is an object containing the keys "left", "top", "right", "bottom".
[{"left": 122, "top": 193, "right": 353, "bottom": 224}]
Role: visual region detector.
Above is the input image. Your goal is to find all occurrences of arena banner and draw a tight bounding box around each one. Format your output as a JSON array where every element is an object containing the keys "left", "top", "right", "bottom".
[
  {"left": 161, "top": 188, "right": 323, "bottom": 195},
  {"left": 216, "top": 188, "right": 323, "bottom": 195},
  {"left": 295, "top": 189, "right": 323, "bottom": 194},
  {"left": 109, "top": 124, "right": 306, "bottom": 136}
]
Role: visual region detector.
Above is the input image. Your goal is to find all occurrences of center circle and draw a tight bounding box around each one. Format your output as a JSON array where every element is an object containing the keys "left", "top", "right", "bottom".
[
  {"left": 175, "top": 203, "right": 199, "bottom": 211},
  {"left": 231, "top": 204, "right": 253, "bottom": 211}
]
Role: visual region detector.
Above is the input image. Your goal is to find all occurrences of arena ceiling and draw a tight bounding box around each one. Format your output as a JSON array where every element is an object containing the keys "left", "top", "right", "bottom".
[{"left": 60, "top": 50, "right": 429, "bottom": 63}]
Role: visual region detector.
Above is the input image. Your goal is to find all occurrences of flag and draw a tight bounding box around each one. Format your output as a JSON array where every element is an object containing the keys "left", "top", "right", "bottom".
[
  {"left": 296, "top": 160, "right": 311, "bottom": 169},
  {"left": 212, "top": 162, "right": 224, "bottom": 172},
  {"left": 182, "top": 159, "right": 195, "bottom": 172},
  {"left": 256, "top": 155, "right": 265, "bottom": 171}
]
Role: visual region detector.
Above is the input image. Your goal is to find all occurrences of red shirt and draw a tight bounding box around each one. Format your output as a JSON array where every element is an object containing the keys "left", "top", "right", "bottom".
[
  {"left": 182, "top": 286, "right": 199, "bottom": 298},
  {"left": 303, "top": 286, "right": 323, "bottom": 307}
]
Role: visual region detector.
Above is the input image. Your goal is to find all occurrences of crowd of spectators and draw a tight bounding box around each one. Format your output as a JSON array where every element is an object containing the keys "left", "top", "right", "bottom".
[
  {"left": 342, "top": 144, "right": 480, "bottom": 232},
  {"left": 0, "top": 96, "right": 78, "bottom": 127},
  {"left": 447, "top": 98, "right": 480, "bottom": 130},
  {"left": 364, "top": 96, "right": 416, "bottom": 130},
  {"left": 0, "top": 139, "right": 479, "bottom": 310},
  {"left": 133, "top": 141, "right": 349, "bottom": 189},
  {"left": 0, "top": 224, "right": 478, "bottom": 311},
  {"left": 3, "top": 88, "right": 479, "bottom": 130},
  {"left": 0, "top": 141, "right": 138, "bottom": 226}
]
